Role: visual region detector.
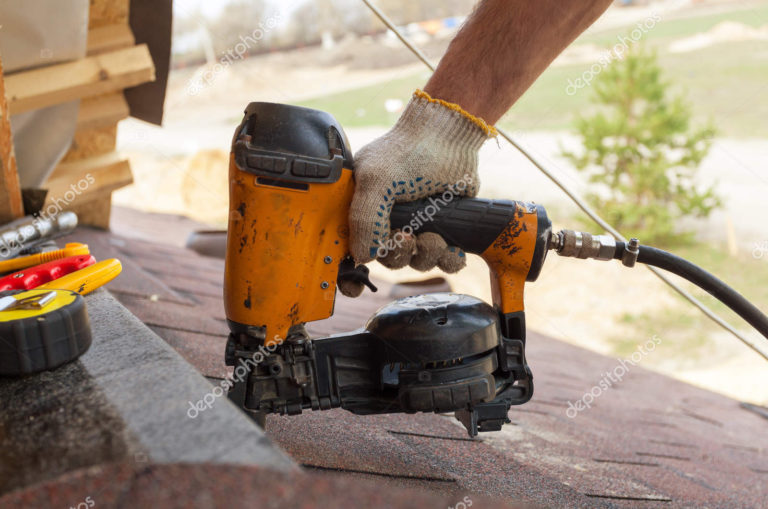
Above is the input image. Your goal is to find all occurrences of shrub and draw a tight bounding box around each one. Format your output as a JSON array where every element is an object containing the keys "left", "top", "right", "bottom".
[{"left": 561, "top": 46, "right": 720, "bottom": 246}]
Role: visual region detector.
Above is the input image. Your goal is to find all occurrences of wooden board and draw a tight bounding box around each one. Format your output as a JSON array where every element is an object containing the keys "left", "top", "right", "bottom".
[
  {"left": 5, "top": 44, "right": 155, "bottom": 115},
  {"left": 62, "top": 125, "right": 117, "bottom": 163},
  {"left": 70, "top": 17, "right": 140, "bottom": 230},
  {"left": 0, "top": 53, "right": 23, "bottom": 223},
  {"left": 88, "top": 0, "right": 130, "bottom": 29},
  {"left": 77, "top": 93, "right": 130, "bottom": 131},
  {"left": 44, "top": 152, "right": 133, "bottom": 210},
  {"left": 66, "top": 194, "right": 113, "bottom": 229},
  {"left": 87, "top": 24, "right": 135, "bottom": 56}
]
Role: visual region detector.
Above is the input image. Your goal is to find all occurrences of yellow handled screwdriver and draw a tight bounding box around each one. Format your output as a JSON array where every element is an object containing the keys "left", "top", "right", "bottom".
[{"left": 0, "top": 242, "right": 90, "bottom": 274}]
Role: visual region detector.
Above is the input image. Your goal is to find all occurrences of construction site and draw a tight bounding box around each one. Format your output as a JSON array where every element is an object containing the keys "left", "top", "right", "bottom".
[{"left": 1, "top": 0, "right": 767, "bottom": 507}]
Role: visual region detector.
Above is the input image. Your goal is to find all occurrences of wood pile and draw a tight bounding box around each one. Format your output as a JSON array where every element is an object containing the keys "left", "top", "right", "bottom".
[{"left": 1, "top": 0, "right": 155, "bottom": 228}]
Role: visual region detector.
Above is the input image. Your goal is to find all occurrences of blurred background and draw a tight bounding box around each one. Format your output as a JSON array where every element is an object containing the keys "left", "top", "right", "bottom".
[{"left": 114, "top": 0, "right": 768, "bottom": 404}]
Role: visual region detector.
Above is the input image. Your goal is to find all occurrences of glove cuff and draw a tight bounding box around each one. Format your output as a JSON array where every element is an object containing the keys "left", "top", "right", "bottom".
[
  {"left": 413, "top": 89, "right": 498, "bottom": 137},
  {"left": 387, "top": 89, "right": 497, "bottom": 157}
]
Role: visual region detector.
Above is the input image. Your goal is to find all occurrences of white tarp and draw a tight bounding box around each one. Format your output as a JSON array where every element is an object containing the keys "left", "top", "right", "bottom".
[{"left": 0, "top": 0, "right": 89, "bottom": 188}]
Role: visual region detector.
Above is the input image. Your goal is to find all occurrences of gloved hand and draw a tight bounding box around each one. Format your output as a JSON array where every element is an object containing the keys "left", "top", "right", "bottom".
[{"left": 348, "top": 89, "right": 497, "bottom": 277}]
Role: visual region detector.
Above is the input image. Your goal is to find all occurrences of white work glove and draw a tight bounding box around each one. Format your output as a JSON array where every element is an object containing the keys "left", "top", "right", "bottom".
[{"left": 347, "top": 90, "right": 496, "bottom": 284}]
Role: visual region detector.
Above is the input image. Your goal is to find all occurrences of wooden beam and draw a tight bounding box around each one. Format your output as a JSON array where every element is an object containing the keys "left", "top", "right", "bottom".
[
  {"left": 62, "top": 124, "right": 117, "bottom": 163},
  {"left": 77, "top": 93, "right": 130, "bottom": 131},
  {"left": 5, "top": 44, "right": 155, "bottom": 115},
  {"left": 67, "top": 194, "right": 113, "bottom": 230},
  {"left": 0, "top": 52, "right": 23, "bottom": 223},
  {"left": 44, "top": 152, "right": 133, "bottom": 209},
  {"left": 87, "top": 24, "right": 135, "bottom": 56}
]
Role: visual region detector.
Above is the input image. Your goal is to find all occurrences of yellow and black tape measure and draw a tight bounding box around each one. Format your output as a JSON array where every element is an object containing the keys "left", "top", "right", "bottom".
[{"left": 0, "top": 288, "right": 92, "bottom": 376}]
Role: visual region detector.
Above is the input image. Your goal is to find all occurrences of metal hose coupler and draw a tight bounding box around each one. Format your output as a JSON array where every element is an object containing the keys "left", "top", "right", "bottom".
[
  {"left": 621, "top": 238, "right": 640, "bottom": 268},
  {"left": 550, "top": 229, "right": 616, "bottom": 261}
]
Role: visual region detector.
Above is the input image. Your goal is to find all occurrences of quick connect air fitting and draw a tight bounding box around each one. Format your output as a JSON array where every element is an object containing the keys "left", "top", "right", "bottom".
[{"left": 550, "top": 229, "right": 616, "bottom": 261}]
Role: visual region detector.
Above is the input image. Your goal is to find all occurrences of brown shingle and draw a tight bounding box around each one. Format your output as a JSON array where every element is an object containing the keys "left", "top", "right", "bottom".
[{"left": 56, "top": 210, "right": 768, "bottom": 508}]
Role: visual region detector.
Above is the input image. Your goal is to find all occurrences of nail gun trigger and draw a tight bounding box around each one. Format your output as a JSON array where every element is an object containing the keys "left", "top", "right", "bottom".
[
  {"left": 337, "top": 258, "right": 378, "bottom": 293},
  {"left": 358, "top": 267, "right": 377, "bottom": 293}
]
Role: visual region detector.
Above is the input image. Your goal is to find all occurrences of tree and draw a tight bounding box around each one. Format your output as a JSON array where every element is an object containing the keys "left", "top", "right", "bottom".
[
  {"left": 561, "top": 46, "right": 720, "bottom": 246},
  {"left": 209, "top": 0, "right": 269, "bottom": 55}
]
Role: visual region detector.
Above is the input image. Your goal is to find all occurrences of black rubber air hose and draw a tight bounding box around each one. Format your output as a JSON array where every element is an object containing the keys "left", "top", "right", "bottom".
[{"left": 614, "top": 242, "right": 768, "bottom": 341}]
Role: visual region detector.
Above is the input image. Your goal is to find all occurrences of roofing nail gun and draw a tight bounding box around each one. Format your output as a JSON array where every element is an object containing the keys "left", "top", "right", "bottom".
[
  {"left": 223, "top": 102, "right": 768, "bottom": 437},
  {"left": 223, "top": 102, "right": 549, "bottom": 436}
]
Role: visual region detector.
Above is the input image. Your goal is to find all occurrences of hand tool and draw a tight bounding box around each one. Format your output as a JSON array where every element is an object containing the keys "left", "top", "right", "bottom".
[
  {"left": 37, "top": 258, "right": 122, "bottom": 295},
  {"left": 0, "top": 288, "right": 91, "bottom": 376},
  {"left": 0, "top": 290, "right": 57, "bottom": 311},
  {"left": 0, "top": 254, "right": 96, "bottom": 291},
  {"left": 0, "top": 258, "right": 122, "bottom": 376},
  {"left": 223, "top": 103, "right": 768, "bottom": 436},
  {"left": 0, "top": 242, "right": 89, "bottom": 274},
  {"left": 0, "top": 212, "right": 78, "bottom": 260}
]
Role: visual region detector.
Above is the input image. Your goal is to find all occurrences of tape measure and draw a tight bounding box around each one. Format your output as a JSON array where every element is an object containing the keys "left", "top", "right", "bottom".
[{"left": 0, "top": 288, "right": 92, "bottom": 376}]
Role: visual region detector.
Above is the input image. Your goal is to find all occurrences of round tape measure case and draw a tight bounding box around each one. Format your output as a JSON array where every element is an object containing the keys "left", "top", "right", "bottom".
[{"left": 0, "top": 289, "right": 92, "bottom": 376}]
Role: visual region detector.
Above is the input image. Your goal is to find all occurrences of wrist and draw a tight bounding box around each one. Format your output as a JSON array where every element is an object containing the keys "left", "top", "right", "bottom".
[{"left": 422, "top": 79, "right": 504, "bottom": 125}]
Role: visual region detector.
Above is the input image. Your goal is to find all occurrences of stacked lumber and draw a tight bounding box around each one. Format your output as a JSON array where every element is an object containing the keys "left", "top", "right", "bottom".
[{"left": 3, "top": 0, "right": 155, "bottom": 229}]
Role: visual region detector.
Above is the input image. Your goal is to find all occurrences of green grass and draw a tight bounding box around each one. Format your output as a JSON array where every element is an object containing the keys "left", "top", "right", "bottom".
[
  {"left": 578, "top": 3, "right": 768, "bottom": 47},
  {"left": 611, "top": 307, "right": 708, "bottom": 359},
  {"left": 298, "top": 71, "right": 433, "bottom": 129},
  {"left": 298, "top": 5, "right": 768, "bottom": 137}
]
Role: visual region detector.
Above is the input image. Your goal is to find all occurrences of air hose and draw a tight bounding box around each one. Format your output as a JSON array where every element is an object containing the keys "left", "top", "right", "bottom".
[{"left": 551, "top": 230, "right": 768, "bottom": 342}]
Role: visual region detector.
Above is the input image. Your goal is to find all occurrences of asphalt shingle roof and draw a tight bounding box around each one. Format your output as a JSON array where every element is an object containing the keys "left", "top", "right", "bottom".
[{"left": 33, "top": 207, "right": 768, "bottom": 508}]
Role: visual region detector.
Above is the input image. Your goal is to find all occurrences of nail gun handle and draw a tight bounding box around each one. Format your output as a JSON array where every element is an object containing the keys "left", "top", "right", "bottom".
[
  {"left": 391, "top": 197, "right": 547, "bottom": 261},
  {"left": 391, "top": 197, "right": 552, "bottom": 317}
]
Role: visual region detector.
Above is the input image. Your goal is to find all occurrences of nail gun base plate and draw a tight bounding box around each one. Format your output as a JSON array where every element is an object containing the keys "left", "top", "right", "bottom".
[{"left": 0, "top": 289, "right": 92, "bottom": 376}]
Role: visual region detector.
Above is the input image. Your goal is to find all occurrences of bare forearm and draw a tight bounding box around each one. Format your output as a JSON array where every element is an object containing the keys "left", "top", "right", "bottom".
[{"left": 424, "top": 0, "right": 613, "bottom": 124}]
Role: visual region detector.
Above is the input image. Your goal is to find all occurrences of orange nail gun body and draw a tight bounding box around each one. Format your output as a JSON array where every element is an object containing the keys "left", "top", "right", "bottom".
[
  {"left": 224, "top": 103, "right": 552, "bottom": 436},
  {"left": 224, "top": 103, "right": 357, "bottom": 347}
]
